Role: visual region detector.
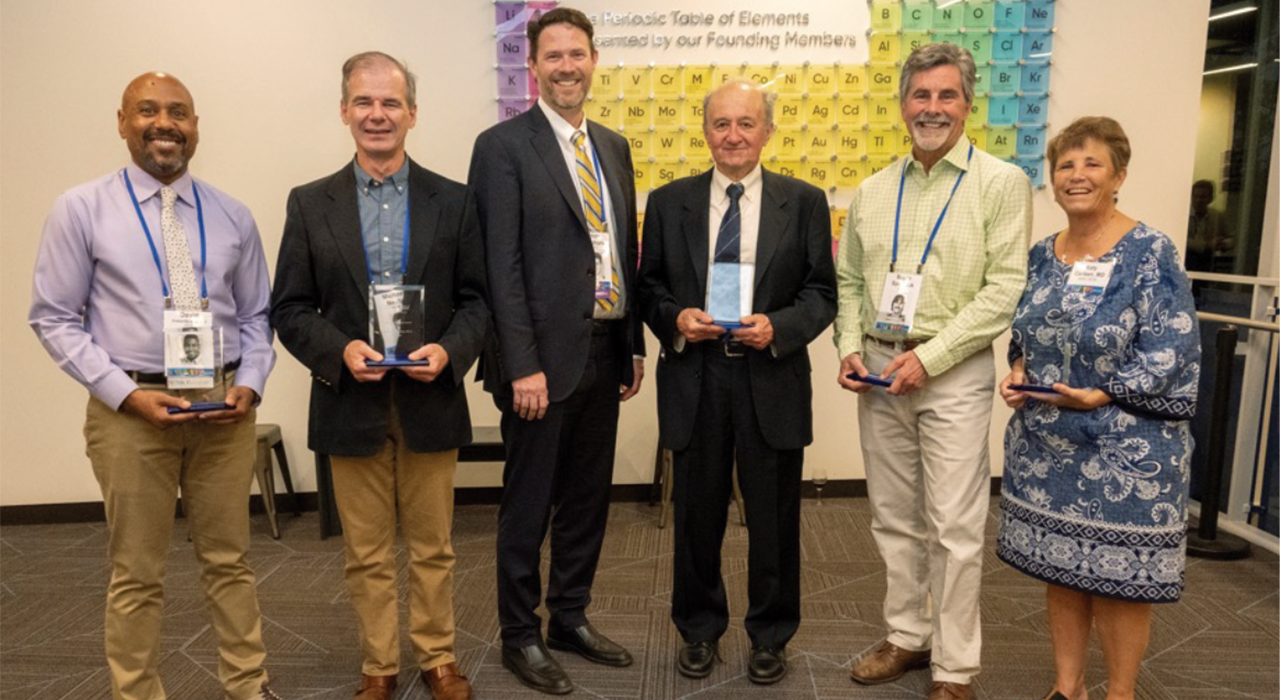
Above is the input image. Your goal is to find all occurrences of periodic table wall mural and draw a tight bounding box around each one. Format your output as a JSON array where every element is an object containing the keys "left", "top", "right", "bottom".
[{"left": 491, "top": 0, "right": 1055, "bottom": 239}]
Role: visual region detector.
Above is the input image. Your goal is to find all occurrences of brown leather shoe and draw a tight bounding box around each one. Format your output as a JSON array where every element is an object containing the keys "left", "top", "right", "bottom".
[
  {"left": 422, "top": 662, "right": 473, "bottom": 700},
  {"left": 848, "top": 639, "right": 931, "bottom": 685},
  {"left": 926, "top": 681, "right": 973, "bottom": 700},
  {"left": 354, "top": 674, "right": 397, "bottom": 700}
]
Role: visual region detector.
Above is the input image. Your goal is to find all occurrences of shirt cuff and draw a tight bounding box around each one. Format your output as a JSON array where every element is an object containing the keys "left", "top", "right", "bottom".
[
  {"left": 674, "top": 335, "right": 686, "bottom": 353},
  {"left": 913, "top": 340, "right": 951, "bottom": 377},
  {"left": 232, "top": 368, "right": 268, "bottom": 404},
  {"left": 836, "top": 334, "right": 864, "bottom": 360},
  {"left": 93, "top": 370, "right": 141, "bottom": 412}
]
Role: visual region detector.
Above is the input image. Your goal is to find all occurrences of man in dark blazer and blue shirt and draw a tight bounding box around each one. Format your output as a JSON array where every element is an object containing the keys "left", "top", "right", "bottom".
[
  {"left": 637, "top": 79, "right": 837, "bottom": 685},
  {"left": 270, "top": 52, "right": 487, "bottom": 700},
  {"left": 468, "top": 7, "right": 644, "bottom": 696}
]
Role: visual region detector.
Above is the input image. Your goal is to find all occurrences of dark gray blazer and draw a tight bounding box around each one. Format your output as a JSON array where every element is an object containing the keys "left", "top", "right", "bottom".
[
  {"left": 270, "top": 158, "right": 490, "bottom": 456},
  {"left": 468, "top": 106, "right": 644, "bottom": 403},
  {"left": 638, "top": 168, "right": 837, "bottom": 451}
]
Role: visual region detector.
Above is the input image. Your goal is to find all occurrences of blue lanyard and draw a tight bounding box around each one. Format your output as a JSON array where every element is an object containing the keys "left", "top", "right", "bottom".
[
  {"left": 892, "top": 143, "right": 973, "bottom": 274},
  {"left": 361, "top": 204, "right": 411, "bottom": 283},
  {"left": 122, "top": 169, "right": 207, "bottom": 306}
]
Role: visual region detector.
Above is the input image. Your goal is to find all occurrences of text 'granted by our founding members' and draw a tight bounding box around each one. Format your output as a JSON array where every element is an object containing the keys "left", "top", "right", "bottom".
[{"left": 588, "top": 10, "right": 859, "bottom": 51}]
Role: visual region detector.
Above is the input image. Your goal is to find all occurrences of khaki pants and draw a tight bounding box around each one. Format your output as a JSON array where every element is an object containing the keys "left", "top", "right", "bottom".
[
  {"left": 330, "top": 417, "right": 458, "bottom": 676},
  {"left": 84, "top": 385, "right": 267, "bottom": 700},
  {"left": 857, "top": 343, "right": 994, "bottom": 684}
]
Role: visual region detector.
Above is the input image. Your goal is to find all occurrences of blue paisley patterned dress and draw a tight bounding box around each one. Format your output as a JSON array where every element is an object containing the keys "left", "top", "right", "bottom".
[{"left": 996, "top": 223, "right": 1201, "bottom": 603}]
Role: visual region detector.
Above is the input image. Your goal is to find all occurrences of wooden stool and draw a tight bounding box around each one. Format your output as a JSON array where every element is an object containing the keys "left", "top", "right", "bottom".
[{"left": 254, "top": 424, "right": 301, "bottom": 539}]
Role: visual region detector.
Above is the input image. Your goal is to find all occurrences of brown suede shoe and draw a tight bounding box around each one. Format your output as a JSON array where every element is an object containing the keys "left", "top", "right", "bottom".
[
  {"left": 926, "top": 681, "right": 973, "bottom": 700},
  {"left": 422, "top": 662, "right": 473, "bottom": 700},
  {"left": 848, "top": 639, "right": 931, "bottom": 685},
  {"left": 354, "top": 674, "right": 397, "bottom": 700}
]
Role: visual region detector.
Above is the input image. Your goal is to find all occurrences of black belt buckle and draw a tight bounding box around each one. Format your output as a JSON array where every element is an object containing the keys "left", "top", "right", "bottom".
[{"left": 721, "top": 338, "right": 746, "bottom": 357}]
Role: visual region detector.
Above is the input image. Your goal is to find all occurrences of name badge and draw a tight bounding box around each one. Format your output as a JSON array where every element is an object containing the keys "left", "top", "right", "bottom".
[
  {"left": 164, "top": 309, "right": 216, "bottom": 389},
  {"left": 874, "top": 272, "right": 922, "bottom": 334},
  {"left": 590, "top": 228, "right": 614, "bottom": 299},
  {"left": 1066, "top": 260, "right": 1115, "bottom": 294}
]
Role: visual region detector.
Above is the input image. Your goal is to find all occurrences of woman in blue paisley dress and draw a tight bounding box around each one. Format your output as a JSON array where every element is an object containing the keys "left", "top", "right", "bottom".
[{"left": 996, "top": 117, "right": 1200, "bottom": 700}]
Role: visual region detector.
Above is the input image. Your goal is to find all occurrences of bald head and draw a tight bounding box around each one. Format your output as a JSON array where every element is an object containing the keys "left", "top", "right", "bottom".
[
  {"left": 702, "top": 79, "right": 776, "bottom": 181},
  {"left": 118, "top": 71, "right": 199, "bottom": 183}
]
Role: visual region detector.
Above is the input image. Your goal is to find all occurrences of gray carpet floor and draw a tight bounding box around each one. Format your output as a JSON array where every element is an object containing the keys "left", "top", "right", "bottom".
[{"left": 2, "top": 498, "right": 1276, "bottom": 699}]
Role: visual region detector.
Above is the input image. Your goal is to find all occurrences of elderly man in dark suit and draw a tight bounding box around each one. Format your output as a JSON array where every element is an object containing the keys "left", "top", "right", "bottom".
[
  {"left": 467, "top": 7, "right": 645, "bottom": 696},
  {"left": 270, "top": 52, "right": 488, "bottom": 700},
  {"left": 637, "top": 79, "right": 837, "bottom": 685}
]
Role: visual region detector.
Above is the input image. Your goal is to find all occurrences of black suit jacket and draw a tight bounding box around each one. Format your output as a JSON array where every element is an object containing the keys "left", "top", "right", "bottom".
[
  {"left": 638, "top": 169, "right": 837, "bottom": 451},
  {"left": 270, "top": 159, "right": 490, "bottom": 456},
  {"left": 468, "top": 106, "right": 644, "bottom": 403}
]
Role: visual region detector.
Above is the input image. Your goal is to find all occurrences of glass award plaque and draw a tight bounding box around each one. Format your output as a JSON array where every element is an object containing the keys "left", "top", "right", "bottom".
[
  {"left": 368, "top": 284, "right": 428, "bottom": 367},
  {"left": 707, "top": 262, "right": 754, "bottom": 328}
]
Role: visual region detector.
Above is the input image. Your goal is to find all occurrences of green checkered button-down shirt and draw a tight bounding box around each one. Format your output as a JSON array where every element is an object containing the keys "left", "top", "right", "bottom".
[{"left": 834, "top": 138, "right": 1032, "bottom": 377}]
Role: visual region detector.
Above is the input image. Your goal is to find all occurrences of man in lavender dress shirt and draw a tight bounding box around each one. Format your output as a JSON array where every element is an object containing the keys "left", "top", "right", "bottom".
[{"left": 28, "top": 72, "right": 283, "bottom": 700}]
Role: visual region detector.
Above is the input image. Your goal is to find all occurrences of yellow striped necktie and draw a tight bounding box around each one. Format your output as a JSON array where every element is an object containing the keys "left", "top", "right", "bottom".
[{"left": 572, "top": 130, "right": 620, "bottom": 312}]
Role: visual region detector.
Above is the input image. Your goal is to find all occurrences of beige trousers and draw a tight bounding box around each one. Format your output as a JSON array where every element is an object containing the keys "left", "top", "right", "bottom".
[
  {"left": 857, "top": 343, "right": 994, "bottom": 684},
  {"left": 84, "top": 384, "right": 267, "bottom": 700},
  {"left": 329, "top": 417, "right": 458, "bottom": 676}
]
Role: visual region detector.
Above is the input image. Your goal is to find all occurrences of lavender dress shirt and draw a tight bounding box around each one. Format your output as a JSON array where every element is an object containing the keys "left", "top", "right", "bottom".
[{"left": 29, "top": 163, "right": 275, "bottom": 410}]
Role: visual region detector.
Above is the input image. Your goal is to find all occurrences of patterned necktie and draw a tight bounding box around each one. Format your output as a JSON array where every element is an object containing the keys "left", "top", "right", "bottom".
[
  {"left": 715, "top": 183, "right": 744, "bottom": 263},
  {"left": 708, "top": 183, "right": 745, "bottom": 322},
  {"left": 572, "top": 130, "right": 621, "bottom": 312},
  {"left": 160, "top": 186, "right": 201, "bottom": 310}
]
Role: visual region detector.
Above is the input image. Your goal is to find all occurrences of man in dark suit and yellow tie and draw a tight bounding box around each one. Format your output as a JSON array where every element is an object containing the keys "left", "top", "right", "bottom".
[
  {"left": 467, "top": 7, "right": 645, "bottom": 696},
  {"left": 637, "top": 79, "right": 837, "bottom": 685}
]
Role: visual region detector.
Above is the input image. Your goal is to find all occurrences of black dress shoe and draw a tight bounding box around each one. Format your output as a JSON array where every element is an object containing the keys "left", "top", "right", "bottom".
[
  {"left": 676, "top": 640, "right": 718, "bottom": 678},
  {"left": 547, "top": 622, "right": 634, "bottom": 667},
  {"left": 748, "top": 647, "right": 787, "bottom": 685},
  {"left": 501, "top": 642, "right": 573, "bottom": 695}
]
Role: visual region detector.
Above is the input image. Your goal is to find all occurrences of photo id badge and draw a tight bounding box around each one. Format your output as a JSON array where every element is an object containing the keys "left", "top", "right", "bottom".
[
  {"left": 1066, "top": 260, "right": 1115, "bottom": 296},
  {"left": 874, "top": 272, "right": 922, "bottom": 334},
  {"left": 164, "top": 310, "right": 217, "bottom": 389},
  {"left": 590, "top": 228, "right": 614, "bottom": 300},
  {"left": 369, "top": 284, "right": 425, "bottom": 363}
]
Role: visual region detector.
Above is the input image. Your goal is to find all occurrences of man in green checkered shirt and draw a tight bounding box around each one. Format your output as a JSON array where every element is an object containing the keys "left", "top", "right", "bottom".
[{"left": 833, "top": 44, "right": 1031, "bottom": 700}]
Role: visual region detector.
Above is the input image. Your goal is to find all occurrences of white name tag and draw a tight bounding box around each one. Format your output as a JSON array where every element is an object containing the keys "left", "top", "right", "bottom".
[
  {"left": 164, "top": 310, "right": 215, "bottom": 389},
  {"left": 590, "top": 228, "right": 614, "bottom": 299},
  {"left": 874, "top": 272, "right": 922, "bottom": 334},
  {"left": 1066, "top": 260, "right": 1115, "bottom": 294}
]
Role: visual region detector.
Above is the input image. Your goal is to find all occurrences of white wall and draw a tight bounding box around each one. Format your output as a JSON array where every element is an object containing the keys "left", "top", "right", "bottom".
[{"left": 0, "top": 0, "right": 1209, "bottom": 506}]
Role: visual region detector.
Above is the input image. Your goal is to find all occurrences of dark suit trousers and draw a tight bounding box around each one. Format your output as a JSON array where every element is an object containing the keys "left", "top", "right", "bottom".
[
  {"left": 497, "top": 329, "right": 622, "bottom": 647},
  {"left": 671, "top": 350, "right": 803, "bottom": 650}
]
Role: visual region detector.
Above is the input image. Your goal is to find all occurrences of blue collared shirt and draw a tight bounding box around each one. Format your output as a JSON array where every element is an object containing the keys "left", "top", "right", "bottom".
[
  {"left": 354, "top": 159, "right": 410, "bottom": 283},
  {"left": 29, "top": 163, "right": 276, "bottom": 409}
]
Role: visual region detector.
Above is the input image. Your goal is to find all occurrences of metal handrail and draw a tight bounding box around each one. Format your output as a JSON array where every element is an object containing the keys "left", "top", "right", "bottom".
[
  {"left": 1186, "top": 271, "right": 1280, "bottom": 286},
  {"left": 1195, "top": 310, "right": 1279, "bottom": 536},
  {"left": 1197, "top": 311, "right": 1280, "bottom": 333}
]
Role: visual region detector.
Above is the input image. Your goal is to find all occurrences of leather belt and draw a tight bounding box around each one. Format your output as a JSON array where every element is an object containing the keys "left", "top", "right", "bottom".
[
  {"left": 719, "top": 339, "right": 748, "bottom": 357},
  {"left": 127, "top": 359, "right": 241, "bottom": 385},
  {"left": 591, "top": 319, "right": 620, "bottom": 336},
  {"left": 864, "top": 335, "right": 928, "bottom": 352}
]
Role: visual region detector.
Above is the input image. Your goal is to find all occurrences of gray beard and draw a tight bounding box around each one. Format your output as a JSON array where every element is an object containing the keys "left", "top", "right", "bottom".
[
  {"left": 910, "top": 128, "right": 950, "bottom": 153},
  {"left": 144, "top": 153, "right": 186, "bottom": 180}
]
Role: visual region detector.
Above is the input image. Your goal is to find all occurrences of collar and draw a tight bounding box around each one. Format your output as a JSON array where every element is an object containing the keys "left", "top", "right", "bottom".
[
  {"left": 906, "top": 136, "right": 973, "bottom": 176},
  {"left": 711, "top": 163, "right": 763, "bottom": 204},
  {"left": 125, "top": 161, "right": 195, "bottom": 205},
  {"left": 353, "top": 157, "right": 409, "bottom": 193},
  {"left": 538, "top": 97, "right": 589, "bottom": 147}
]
